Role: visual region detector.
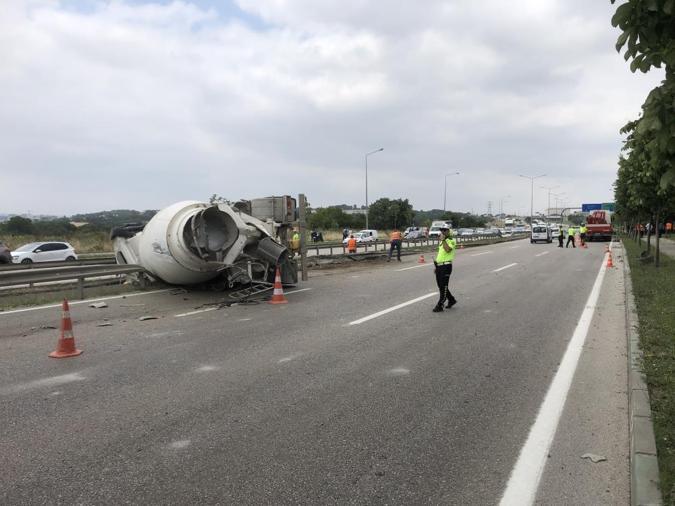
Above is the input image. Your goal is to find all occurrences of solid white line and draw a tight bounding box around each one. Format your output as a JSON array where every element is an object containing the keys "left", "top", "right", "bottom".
[
  {"left": 471, "top": 251, "right": 493, "bottom": 257},
  {"left": 492, "top": 263, "right": 518, "bottom": 273},
  {"left": 499, "top": 251, "right": 609, "bottom": 505},
  {"left": 285, "top": 288, "right": 312, "bottom": 295},
  {"left": 535, "top": 251, "right": 550, "bottom": 257},
  {"left": 395, "top": 263, "right": 433, "bottom": 272},
  {"left": 0, "top": 289, "right": 172, "bottom": 316},
  {"left": 175, "top": 307, "right": 217, "bottom": 318},
  {"left": 349, "top": 292, "right": 436, "bottom": 325}
]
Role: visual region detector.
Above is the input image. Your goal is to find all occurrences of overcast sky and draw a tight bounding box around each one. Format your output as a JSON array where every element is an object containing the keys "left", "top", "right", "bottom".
[{"left": 0, "top": 0, "right": 664, "bottom": 217}]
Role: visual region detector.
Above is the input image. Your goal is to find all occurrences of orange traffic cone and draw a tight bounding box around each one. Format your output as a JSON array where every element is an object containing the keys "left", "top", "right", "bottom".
[
  {"left": 49, "top": 299, "right": 83, "bottom": 358},
  {"left": 418, "top": 255, "right": 426, "bottom": 264},
  {"left": 269, "top": 266, "right": 288, "bottom": 304},
  {"left": 606, "top": 251, "right": 614, "bottom": 268}
]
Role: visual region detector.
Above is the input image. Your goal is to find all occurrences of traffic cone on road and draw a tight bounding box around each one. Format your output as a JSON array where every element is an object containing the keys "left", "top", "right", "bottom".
[
  {"left": 49, "top": 299, "right": 83, "bottom": 358},
  {"left": 606, "top": 251, "right": 614, "bottom": 268},
  {"left": 269, "top": 266, "right": 288, "bottom": 304},
  {"left": 418, "top": 255, "right": 426, "bottom": 264}
]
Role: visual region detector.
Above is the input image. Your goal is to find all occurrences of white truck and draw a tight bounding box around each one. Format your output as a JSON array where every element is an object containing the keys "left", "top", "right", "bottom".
[{"left": 428, "top": 221, "right": 452, "bottom": 238}]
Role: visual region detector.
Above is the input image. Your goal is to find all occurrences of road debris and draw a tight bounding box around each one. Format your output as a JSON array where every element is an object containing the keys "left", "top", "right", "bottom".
[
  {"left": 139, "top": 315, "right": 159, "bottom": 321},
  {"left": 581, "top": 453, "right": 607, "bottom": 463},
  {"left": 89, "top": 302, "right": 108, "bottom": 309},
  {"left": 96, "top": 322, "right": 114, "bottom": 327}
]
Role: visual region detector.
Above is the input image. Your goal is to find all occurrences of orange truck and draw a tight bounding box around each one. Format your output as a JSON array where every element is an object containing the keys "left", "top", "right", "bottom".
[{"left": 585, "top": 210, "right": 613, "bottom": 241}]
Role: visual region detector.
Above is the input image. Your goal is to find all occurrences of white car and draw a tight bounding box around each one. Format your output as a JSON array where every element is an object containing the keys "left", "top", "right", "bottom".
[
  {"left": 11, "top": 241, "right": 78, "bottom": 264},
  {"left": 342, "top": 231, "right": 376, "bottom": 244}
]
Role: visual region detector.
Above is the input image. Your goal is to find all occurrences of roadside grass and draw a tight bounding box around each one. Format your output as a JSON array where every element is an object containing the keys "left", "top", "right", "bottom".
[
  {"left": 0, "top": 283, "right": 143, "bottom": 310},
  {"left": 623, "top": 237, "right": 675, "bottom": 503},
  {"left": 2, "top": 232, "right": 112, "bottom": 253}
]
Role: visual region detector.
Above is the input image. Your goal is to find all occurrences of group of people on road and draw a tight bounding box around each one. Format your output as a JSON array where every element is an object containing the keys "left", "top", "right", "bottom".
[{"left": 558, "top": 225, "right": 587, "bottom": 249}]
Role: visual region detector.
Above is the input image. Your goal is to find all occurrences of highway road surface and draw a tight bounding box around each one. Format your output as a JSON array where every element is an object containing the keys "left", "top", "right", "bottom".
[{"left": 0, "top": 239, "right": 630, "bottom": 505}]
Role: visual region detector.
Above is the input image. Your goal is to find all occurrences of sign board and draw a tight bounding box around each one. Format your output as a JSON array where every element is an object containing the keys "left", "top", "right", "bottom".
[{"left": 582, "top": 202, "right": 615, "bottom": 213}]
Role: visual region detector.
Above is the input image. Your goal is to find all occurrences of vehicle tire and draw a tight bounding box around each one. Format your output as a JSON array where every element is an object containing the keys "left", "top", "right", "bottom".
[
  {"left": 21, "top": 258, "right": 33, "bottom": 264},
  {"left": 530, "top": 240, "right": 534, "bottom": 244},
  {"left": 65, "top": 256, "right": 76, "bottom": 262}
]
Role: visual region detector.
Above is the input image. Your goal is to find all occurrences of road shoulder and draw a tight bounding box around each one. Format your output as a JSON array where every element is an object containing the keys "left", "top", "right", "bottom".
[{"left": 535, "top": 243, "right": 630, "bottom": 504}]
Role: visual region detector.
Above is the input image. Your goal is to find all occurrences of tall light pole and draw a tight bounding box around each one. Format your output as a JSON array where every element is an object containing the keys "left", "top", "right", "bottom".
[
  {"left": 443, "top": 172, "right": 460, "bottom": 212},
  {"left": 519, "top": 173, "right": 546, "bottom": 227},
  {"left": 365, "top": 148, "right": 383, "bottom": 229},
  {"left": 540, "top": 185, "right": 559, "bottom": 219}
]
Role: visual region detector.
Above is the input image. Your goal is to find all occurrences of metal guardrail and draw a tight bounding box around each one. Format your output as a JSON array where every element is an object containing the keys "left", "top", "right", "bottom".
[
  {"left": 0, "top": 265, "right": 146, "bottom": 299},
  {"left": 0, "top": 256, "right": 116, "bottom": 272}
]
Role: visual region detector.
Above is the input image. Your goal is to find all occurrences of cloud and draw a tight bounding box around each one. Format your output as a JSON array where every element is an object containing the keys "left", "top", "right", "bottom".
[{"left": 0, "top": 0, "right": 664, "bottom": 216}]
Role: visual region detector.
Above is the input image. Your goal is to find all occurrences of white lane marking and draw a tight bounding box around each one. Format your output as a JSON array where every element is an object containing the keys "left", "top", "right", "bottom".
[
  {"left": 388, "top": 367, "right": 410, "bottom": 376},
  {"left": 396, "top": 263, "right": 433, "bottom": 272},
  {"left": 0, "top": 289, "right": 172, "bottom": 316},
  {"left": 349, "top": 292, "right": 437, "bottom": 325},
  {"left": 196, "top": 365, "right": 219, "bottom": 372},
  {"left": 238, "top": 318, "right": 252, "bottom": 322},
  {"left": 535, "top": 251, "right": 550, "bottom": 257},
  {"left": 278, "top": 353, "right": 303, "bottom": 364},
  {"left": 168, "top": 440, "right": 191, "bottom": 449},
  {"left": 1, "top": 372, "right": 86, "bottom": 395},
  {"left": 285, "top": 288, "right": 312, "bottom": 295},
  {"left": 175, "top": 307, "right": 217, "bottom": 318},
  {"left": 492, "top": 263, "right": 518, "bottom": 273},
  {"left": 499, "top": 250, "right": 609, "bottom": 506},
  {"left": 471, "top": 251, "right": 493, "bottom": 257},
  {"left": 509, "top": 246, "right": 520, "bottom": 249}
]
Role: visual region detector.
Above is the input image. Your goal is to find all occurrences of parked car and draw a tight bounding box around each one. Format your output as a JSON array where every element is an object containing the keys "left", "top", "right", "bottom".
[
  {"left": 457, "top": 228, "right": 474, "bottom": 237},
  {"left": 342, "top": 230, "right": 377, "bottom": 244},
  {"left": 11, "top": 241, "right": 78, "bottom": 264},
  {"left": 404, "top": 226, "right": 426, "bottom": 239},
  {"left": 0, "top": 241, "right": 11, "bottom": 264}
]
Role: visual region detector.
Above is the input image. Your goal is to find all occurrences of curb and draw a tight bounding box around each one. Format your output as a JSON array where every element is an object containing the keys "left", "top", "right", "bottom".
[{"left": 620, "top": 241, "right": 662, "bottom": 506}]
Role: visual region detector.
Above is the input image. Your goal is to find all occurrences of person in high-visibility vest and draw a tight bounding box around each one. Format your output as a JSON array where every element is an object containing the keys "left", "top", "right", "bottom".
[
  {"left": 566, "top": 226, "right": 576, "bottom": 248},
  {"left": 290, "top": 230, "right": 300, "bottom": 255},
  {"left": 387, "top": 228, "right": 403, "bottom": 262},
  {"left": 557, "top": 227, "right": 564, "bottom": 248},
  {"left": 579, "top": 224, "right": 588, "bottom": 246},
  {"left": 347, "top": 235, "right": 357, "bottom": 254},
  {"left": 432, "top": 226, "right": 457, "bottom": 312}
]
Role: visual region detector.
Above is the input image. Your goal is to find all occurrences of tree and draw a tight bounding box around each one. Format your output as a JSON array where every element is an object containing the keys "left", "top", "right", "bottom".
[
  {"left": 3, "top": 216, "right": 34, "bottom": 235},
  {"left": 367, "top": 198, "right": 414, "bottom": 229}
]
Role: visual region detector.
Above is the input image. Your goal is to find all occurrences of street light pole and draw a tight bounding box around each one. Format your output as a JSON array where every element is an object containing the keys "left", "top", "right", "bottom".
[
  {"left": 519, "top": 173, "right": 546, "bottom": 227},
  {"left": 443, "top": 172, "right": 460, "bottom": 212},
  {"left": 365, "top": 148, "right": 383, "bottom": 229},
  {"left": 540, "top": 185, "right": 559, "bottom": 219}
]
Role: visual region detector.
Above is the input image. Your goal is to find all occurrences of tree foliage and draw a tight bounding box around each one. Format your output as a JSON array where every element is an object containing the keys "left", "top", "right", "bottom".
[
  {"left": 307, "top": 207, "right": 365, "bottom": 230},
  {"left": 367, "top": 198, "right": 414, "bottom": 229}
]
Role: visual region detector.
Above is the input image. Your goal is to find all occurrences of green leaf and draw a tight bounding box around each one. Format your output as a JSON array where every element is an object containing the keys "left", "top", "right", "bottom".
[
  {"left": 611, "top": 2, "right": 633, "bottom": 27},
  {"left": 660, "top": 168, "right": 675, "bottom": 188},
  {"left": 615, "top": 30, "right": 630, "bottom": 51},
  {"left": 665, "top": 0, "right": 674, "bottom": 14}
]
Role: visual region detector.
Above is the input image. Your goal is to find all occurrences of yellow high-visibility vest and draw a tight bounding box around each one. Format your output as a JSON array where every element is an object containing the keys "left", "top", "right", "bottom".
[{"left": 436, "top": 238, "right": 456, "bottom": 263}]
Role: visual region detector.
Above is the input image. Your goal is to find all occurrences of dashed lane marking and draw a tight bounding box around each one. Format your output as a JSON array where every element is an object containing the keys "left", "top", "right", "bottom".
[
  {"left": 349, "top": 292, "right": 437, "bottom": 325},
  {"left": 175, "top": 308, "right": 217, "bottom": 318},
  {"left": 492, "top": 263, "right": 518, "bottom": 273},
  {"left": 535, "top": 251, "right": 550, "bottom": 257},
  {"left": 1, "top": 372, "right": 86, "bottom": 396},
  {"left": 471, "top": 251, "right": 493, "bottom": 257},
  {"left": 395, "top": 263, "right": 433, "bottom": 272}
]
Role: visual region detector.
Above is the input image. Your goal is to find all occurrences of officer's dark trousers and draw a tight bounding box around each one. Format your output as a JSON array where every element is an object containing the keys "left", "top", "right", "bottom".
[
  {"left": 435, "top": 263, "right": 455, "bottom": 307},
  {"left": 388, "top": 240, "right": 401, "bottom": 260},
  {"left": 566, "top": 236, "right": 575, "bottom": 248},
  {"left": 558, "top": 236, "right": 564, "bottom": 247}
]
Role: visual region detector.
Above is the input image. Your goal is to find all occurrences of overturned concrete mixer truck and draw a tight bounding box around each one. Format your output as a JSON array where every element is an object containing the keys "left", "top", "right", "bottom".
[{"left": 111, "top": 197, "right": 298, "bottom": 288}]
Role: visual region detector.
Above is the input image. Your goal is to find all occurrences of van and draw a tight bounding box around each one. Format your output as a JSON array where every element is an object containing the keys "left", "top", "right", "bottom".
[
  {"left": 357, "top": 229, "right": 378, "bottom": 242},
  {"left": 531, "top": 225, "right": 552, "bottom": 243},
  {"left": 429, "top": 221, "right": 452, "bottom": 238}
]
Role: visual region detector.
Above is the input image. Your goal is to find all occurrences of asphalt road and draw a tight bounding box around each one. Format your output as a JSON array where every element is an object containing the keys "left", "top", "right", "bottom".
[{"left": 0, "top": 238, "right": 627, "bottom": 505}]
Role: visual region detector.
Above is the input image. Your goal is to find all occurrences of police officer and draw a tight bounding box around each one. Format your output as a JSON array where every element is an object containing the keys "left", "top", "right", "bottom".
[
  {"left": 432, "top": 226, "right": 457, "bottom": 312},
  {"left": 566, "top": 226, "right": 576, "bottom": 248},
  {"left": 579, "top": 223, "right": 588, "bottom": 247},
  {"left": 558, "top": 226, "right": 564, "bottom": 248}
]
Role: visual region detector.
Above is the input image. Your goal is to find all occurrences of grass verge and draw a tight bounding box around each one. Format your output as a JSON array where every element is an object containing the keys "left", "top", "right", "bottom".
[{"left": 623, "top": 237, "right": 675, "bottom": 503}]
